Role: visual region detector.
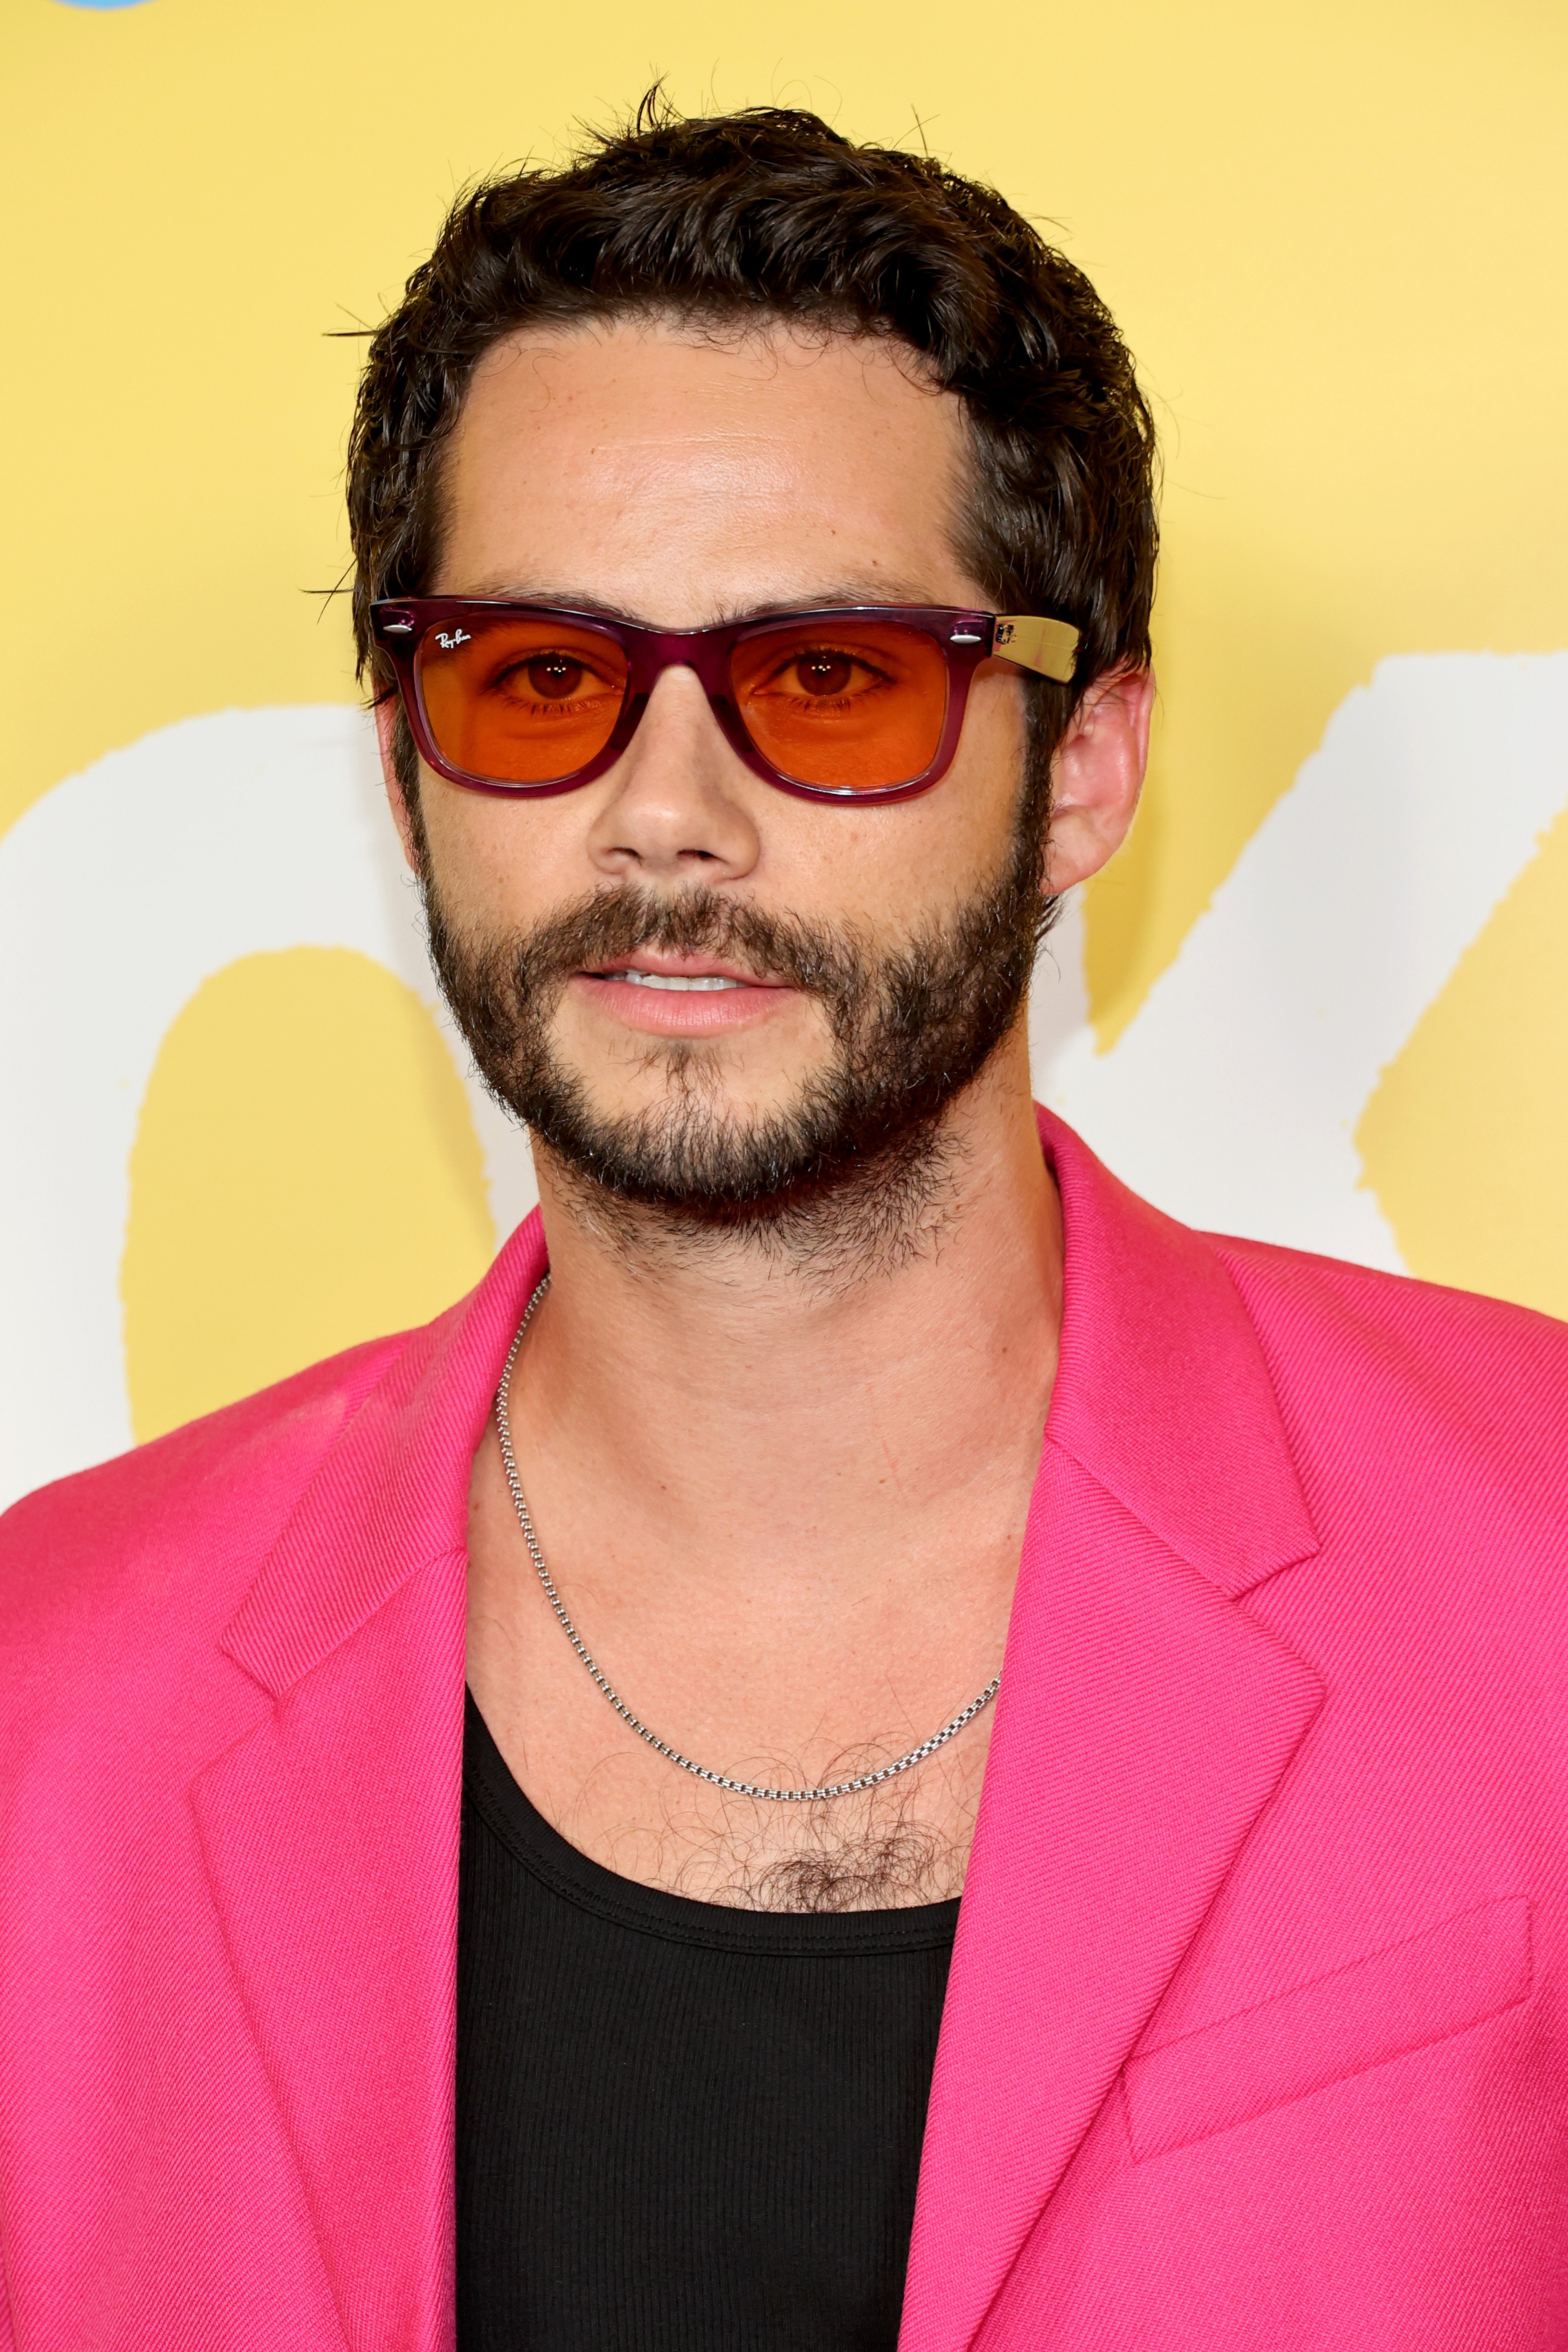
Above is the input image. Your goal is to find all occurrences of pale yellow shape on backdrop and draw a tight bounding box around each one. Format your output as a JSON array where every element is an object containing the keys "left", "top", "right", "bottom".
[
  {"left": 7, "top": 0, "right": 1567, "bottom": 1039},
  {"left": 1358, "top": 806, "right": 1568, "bottom": 1322},
  {"left": 122, "top": 950, "right": 495, "bottom": 1442}
]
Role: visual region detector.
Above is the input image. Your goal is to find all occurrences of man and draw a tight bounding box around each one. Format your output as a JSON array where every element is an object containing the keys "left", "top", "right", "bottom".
[{"left": 2, "top": 98, "right": 1566, "bottom": 2352}]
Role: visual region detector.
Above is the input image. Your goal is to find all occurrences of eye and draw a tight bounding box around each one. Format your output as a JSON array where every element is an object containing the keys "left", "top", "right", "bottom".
[
  {"left": 486, "top": 646, "right": 621, "bottom": 708},
  {"left": 792, "top": 650, "right": 856, "bottom": 698},
  {"left": 763, "top": 644, "right": 891, "bottom": 702},
  {"left": 522, "top": 653, "right": 586, "bottom": 699}
]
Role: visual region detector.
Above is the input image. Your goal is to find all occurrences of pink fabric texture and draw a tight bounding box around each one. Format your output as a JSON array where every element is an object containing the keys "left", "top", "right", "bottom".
[{"left": 2, "top": 1108, "right": 1566, "bottom": 2349}]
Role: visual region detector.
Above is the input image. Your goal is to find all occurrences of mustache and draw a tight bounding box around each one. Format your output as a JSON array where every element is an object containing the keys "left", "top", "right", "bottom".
[{"left": 508, "top": 884, "right": 868, "bottom": 1005}]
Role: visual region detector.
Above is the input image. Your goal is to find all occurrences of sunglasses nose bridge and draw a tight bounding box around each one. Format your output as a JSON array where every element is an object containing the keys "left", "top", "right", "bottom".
[
  {"left": 618, "top": 655, "right": 742, "bottom": 761},
  {"left": 622, "top": 635, "right": 748, "bottom": 753},
  {"left": 630, "top": 628, "right": 733, "bottom": 694}
]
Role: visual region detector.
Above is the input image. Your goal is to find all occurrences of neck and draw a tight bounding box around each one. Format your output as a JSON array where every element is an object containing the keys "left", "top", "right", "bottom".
[{"left": 515, "top": 1029, "right": 1062, "bottom": 1596}]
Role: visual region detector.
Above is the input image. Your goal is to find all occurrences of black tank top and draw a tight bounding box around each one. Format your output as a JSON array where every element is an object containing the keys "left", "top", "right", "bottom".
[{"left": 457, "top": 1690, "right": 959, "bottom": 2350}]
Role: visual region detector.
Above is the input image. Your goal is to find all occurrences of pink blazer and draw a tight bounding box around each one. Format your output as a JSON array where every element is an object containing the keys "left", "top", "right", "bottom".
[{"left": 2, "top": 1109, "right": 1567, "bottom": 2350}]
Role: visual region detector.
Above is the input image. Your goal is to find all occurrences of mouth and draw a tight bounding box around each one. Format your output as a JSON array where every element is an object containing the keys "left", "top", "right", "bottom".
[
  {"left": 571, "top": 953, "right": 795, "bottom": 1035},
  {"left": 597, "top": 967, "right": 748, "bottom": 993}
]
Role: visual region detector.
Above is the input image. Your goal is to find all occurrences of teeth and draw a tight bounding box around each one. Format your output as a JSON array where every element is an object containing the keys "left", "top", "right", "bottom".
[{"left": 606, "top": 969, "right": 745, "bottom": 991}]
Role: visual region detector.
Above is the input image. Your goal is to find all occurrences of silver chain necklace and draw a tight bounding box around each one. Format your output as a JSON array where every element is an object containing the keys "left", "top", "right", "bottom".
[{"left": 493, "top": 1273, "right": 1001, "bottom": 1804}]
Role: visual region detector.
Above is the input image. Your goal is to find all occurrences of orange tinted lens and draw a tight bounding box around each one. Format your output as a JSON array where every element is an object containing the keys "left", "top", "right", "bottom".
[
  {"left": 730, "top": 620, "right": 948, "bottom": 791},
  {"left": 417, "top": 616, "right": 628, "bottom": 785}
]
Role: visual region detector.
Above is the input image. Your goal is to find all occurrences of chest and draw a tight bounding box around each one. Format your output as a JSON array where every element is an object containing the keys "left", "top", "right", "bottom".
[{"left": 463, "top": 1432, "right": 1004, "bottom": 1906}]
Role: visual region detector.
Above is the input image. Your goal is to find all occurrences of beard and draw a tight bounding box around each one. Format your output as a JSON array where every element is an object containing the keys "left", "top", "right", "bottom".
[{"left": 420, "top": 788, "right": 1056, "bottom": 1278}]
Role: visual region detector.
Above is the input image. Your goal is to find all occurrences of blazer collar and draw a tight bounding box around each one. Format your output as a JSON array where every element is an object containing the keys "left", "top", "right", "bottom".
[
  {"left": 219, "top": 1211, "right": 550, "bottom": 1699},
  {"left": 1035, "top": 1105, "right": 1318, "bottom": 1597},
  {"left": 215, "top": 1108, "right": 1316, "bottom": 1715}
]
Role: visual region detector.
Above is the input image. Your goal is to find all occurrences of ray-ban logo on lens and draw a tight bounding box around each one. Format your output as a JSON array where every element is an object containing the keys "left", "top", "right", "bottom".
[{"left": 434, "top": 629, "right": 471, "bottom": 650}]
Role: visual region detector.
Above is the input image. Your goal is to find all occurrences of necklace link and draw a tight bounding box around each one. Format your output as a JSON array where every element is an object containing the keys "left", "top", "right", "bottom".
[{"left": 493, "top": 1272, "right": 1001, "bottom": 1804}]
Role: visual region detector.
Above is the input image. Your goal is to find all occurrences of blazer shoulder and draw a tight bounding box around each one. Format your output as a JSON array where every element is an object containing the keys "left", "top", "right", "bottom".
[
  {"left": 1210, "top": 1230, "right": 1568, "bottom": 1490},
  {"left": 0, "top": 1328, "right": 414, "bottom": 1659}
]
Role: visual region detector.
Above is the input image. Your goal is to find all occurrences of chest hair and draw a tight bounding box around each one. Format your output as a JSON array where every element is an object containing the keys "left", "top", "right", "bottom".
[{"left": 590, "top": 1761, "right": 980, "bottom": 1912}]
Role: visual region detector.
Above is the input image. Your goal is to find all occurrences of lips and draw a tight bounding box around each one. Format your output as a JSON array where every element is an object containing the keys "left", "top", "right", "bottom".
[{"left": 572, "top": 954, "right": 793, "bottom": 1034}]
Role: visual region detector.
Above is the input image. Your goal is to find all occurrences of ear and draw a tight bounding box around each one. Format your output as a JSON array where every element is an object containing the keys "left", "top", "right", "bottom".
[
  {"left": 1043, "top": 667, "right": 1155, "bottom": 893},
  {"left": 373, "top": 694, "right": 423, "bottom": 878}
]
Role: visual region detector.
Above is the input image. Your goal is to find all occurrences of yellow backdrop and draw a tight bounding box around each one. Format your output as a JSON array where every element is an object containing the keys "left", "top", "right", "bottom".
[{"left": 5, "top": 0, "right": 1566, "bottom": 1463}]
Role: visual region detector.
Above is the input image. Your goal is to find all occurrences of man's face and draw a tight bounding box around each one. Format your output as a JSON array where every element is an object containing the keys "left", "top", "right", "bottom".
[{"left": 401, "top": 319, "right": 1050, "bottom": 1245}]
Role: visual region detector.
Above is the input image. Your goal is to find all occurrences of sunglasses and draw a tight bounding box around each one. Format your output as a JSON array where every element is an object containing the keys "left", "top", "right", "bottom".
[{"left": 370, "top": 598, "right": 1080, "bottom": 804}]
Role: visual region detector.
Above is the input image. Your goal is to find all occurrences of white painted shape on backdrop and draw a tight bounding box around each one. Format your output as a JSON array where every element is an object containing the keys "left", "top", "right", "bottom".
[
  {"left": 4, "top": 652, "right": 1567, "bottom": 1511},
  {"left": 1036, "top": 652, "right": 1568, "bottom": 1265},
  {"left": 0, "top": 706, "right": 534, "bottom": 1509}
]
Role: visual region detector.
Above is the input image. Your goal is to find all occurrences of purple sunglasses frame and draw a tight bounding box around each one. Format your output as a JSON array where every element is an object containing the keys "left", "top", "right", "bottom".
[{"left": 370, "top": 597, "right": 1081, "bottom": 805}]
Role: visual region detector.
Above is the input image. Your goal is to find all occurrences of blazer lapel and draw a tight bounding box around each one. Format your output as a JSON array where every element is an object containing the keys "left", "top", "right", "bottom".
[
  {"left": 899, "top": 1114, "right": 1325, "bottom": 2352},
  {"left": 190, "top": 1214, "right": 548, "bottom": 2352}
]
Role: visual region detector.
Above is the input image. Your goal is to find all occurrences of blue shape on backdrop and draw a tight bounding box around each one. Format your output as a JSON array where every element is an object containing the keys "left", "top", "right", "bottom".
[{"left": 56, "top": 0, "right": 155, "bottom": 10}]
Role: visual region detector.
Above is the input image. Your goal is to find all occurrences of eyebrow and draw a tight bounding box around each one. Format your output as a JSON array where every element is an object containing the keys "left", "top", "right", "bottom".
[{"left": 448, "top": 575, "right": 968, "bottom": 625}]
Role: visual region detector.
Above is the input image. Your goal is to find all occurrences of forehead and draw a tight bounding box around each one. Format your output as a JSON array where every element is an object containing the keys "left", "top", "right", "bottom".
[{"left": 437, "top": 317, "right": 978, "bottom": 619}]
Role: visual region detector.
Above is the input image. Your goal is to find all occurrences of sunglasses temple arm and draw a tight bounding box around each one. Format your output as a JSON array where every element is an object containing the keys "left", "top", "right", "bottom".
[{"left": 992, "top": 616, "right": 1080, "bottom": 684}]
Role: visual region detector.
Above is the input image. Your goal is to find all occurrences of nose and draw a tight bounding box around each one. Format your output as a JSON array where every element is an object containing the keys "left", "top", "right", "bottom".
[{"left": 584, "top": 665, "right": 763, "bottom": 886}]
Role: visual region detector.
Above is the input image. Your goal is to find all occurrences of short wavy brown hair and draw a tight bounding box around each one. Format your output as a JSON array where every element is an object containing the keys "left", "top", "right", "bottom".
[{"left": 347, "top": 94, "right": 1158, "bottom": 794}]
